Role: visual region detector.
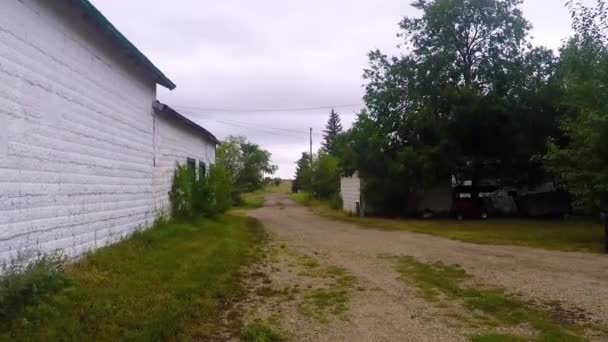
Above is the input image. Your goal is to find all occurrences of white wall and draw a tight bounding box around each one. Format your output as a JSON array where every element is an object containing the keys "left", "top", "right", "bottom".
[
  {"left": 341, "top": 172, "right": 362, "bottom": 215},
  {"left": 153, "top": 113, "right": 216, "bottom": 215},
  {"left": 0, "top": 1, "right": 160, "bottom": 264}
]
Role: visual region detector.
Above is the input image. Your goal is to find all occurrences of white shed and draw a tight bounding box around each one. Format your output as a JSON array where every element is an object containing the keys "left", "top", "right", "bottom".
[
  {"left": 340, "top": 171, "right": 364, "bottom": 216},
  {"left": 0, "top": 1, "right": 218, "bottom": 264}
]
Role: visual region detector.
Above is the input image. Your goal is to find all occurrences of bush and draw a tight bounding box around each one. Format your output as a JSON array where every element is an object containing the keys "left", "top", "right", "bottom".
[
  {"left": 207, "top": 164, "right": 233, "bottom": 214},
  {"left": 169, "top": 164, "right": 193, "bottom": 219},
  {"left": 329, "top": 192, "right": 343, "bottom": 210},
  {"left": 169, "top": 163, "right": 233, "bottom": 219},
  {"left": 0, "top": 254, "right": 69, "bottom": 322}
]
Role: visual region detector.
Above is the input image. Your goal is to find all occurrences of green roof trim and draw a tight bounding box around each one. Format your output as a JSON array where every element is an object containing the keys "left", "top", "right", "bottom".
[{"left": 71, "top": 0, "right": 176, "bottom": 90}]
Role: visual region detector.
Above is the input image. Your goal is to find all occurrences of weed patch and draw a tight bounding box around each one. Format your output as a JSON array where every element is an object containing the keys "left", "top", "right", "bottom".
[
  {"left": 0, "top": 254, "right": 69, "bottom": 322},
  {"left": 1, "top": 215, "right": 266, "bottom": 341},
  {"left": 297, "top": 262, "right": 356, "bottom": 323},
  {"left": 470, "top": 334, "right": 525, "bottom": 342},
  {"left": 299, "top": 288, "right": 349, "bottom": 323},
  {"left": 241, "top": 319, "right": 285, "bottom": 342},
  {"left": 395, "top": 256, "right": 590, "bottom": 341}
]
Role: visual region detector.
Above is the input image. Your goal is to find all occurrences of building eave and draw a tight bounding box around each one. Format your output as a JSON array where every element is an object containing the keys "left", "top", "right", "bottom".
[
  {"left": 153, "top": 101, "right": 220, "bottom": 145},
  {"left": 70, "top": 0, "right": 176, "bottom": 90}
]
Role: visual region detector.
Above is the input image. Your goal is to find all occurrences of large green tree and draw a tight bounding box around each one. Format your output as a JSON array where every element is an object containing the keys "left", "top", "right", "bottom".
[
  {"left": 322, "top": 109, "right": 344, "bottom": 156},
  {"left": 217, "top": 136, "right": 277, "bottom": 195},
  {"left": 353, "top": 0, "right": 561, "bottom": 214},
  {"left": 547, "top": 0, "right": 607, "bottom": 250},
  {"left": 292, "top": 152, "right": 312, "bottom": 193},
  {"left": 313, "top": 152, "right": 341, "bottom": 200}
]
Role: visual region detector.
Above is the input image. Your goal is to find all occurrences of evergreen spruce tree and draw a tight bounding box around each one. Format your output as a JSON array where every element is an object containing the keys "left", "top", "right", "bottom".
[{"left": 322, "top": 109, "right": 343, "bottom": 156}]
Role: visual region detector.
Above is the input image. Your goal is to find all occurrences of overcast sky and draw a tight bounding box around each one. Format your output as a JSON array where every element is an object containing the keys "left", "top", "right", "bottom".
[{"left": 91, "top": 0, "right": 575, "bottom": 179}]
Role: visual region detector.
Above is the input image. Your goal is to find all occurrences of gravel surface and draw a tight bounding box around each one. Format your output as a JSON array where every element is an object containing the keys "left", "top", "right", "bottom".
[{"left": 246, "top": 195, "right": 608, "bottom": 341}]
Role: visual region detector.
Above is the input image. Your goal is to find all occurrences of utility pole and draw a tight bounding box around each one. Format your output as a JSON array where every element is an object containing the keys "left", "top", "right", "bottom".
[{"left": 309, "top": 127, "right": 313, "bottom": 196}]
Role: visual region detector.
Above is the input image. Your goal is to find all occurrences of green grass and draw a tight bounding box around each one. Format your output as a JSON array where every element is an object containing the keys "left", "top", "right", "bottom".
[
  {"left": 239, "top": 182, "right": 293, "bottom": 210},
  {"left": 395, "top": 256, "right": 587, "bottom": 341},
  {"left": 0, "top": 215, "right": 266, "bottom": 341},
  {"left": 290, "top": 193, "right": 605, "bottom": 253},
  {"left": 240, "top": 192, "right": 266, "bottom": 209},
  {"left": 471, "top": 334, "right": 526, "bottom": 342},
  {"left": 241, "top": 319, "right": 285, "bottom": 342},
  {"left": 299, "top": 288, "right": 349, "bottom": 323},
  {"left": 297, "top": 261, "right": 356, "bottom": 323}
]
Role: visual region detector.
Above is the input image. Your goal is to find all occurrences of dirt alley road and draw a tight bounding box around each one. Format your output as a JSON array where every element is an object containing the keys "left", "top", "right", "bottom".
[{"left": 247, "top": 194, "right": 608, "bottom": 341}]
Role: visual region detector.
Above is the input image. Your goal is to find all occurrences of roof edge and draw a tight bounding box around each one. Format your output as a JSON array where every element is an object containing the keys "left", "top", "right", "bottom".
[
  {"left": 153, "top": 101, "right": 220, "bottom": 145},
  {"left": 72, "top": 0, "right": 176, "bottom": 90}
]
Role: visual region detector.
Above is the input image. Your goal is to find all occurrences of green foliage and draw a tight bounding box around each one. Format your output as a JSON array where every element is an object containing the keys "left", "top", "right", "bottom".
[
  {"left": 1, "top": 215, "right": 266, "bottom": 340},
  {"left": 293, "top": 150, "right": 340, "bottom": 201},
  {"left": 0, "top": 254, "right": 69, "bottom": 323},
  {"left": 313, "top": 152, "right": 341, "bottom": 199},
  {"left": 292, "top": 152, "right": 312, "bottom": 193},
  {"left": 328, "top": 192, "right": 343, "bottom": 210},
  {"left": 340, "top": 0, "right": 563, "bottom": 215},
  {"left": 217, "top": 136, "right": 277, "bottom": 202},
  {"left": 208, "top": 164, "right": 233, "bottom": 214},
  {"left": 169, "top": 164, "right": 193, "bottom": 218},
  {"left": 547, "top": 0, "right": 608, "bottom": 212},
  {"left": 170, "top": 163, "right": 233, "bottom": 219},
  {"left": 322, "top": 109, "right": 343, "bottom": 156}
]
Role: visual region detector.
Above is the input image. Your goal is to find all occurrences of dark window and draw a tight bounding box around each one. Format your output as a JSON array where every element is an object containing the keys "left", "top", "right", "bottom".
[
  {"left": 187, "top": 158, "right": 196, "bottom": 183},
  {"left": 199, "top": 161, "right": 206, "bottom": 179}
]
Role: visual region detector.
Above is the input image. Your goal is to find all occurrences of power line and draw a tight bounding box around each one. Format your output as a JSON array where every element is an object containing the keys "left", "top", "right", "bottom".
[
  {"left": 179, "top": 109, "right": 325, "bottom": 138},
  {"left": 179, "top": 109, "right": 323, "bottom": 140},
  {"left": 172, "top": 103, "right": 363, "bottom": 113}
]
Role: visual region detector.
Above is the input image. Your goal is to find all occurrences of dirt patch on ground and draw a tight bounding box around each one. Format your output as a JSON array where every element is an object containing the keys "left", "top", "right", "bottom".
[
  {"left": 235, "top": 238, "right": 468, "bottom": 342},
  {"left": 238, "top": 195, "right": 608, "bottom": 341}
]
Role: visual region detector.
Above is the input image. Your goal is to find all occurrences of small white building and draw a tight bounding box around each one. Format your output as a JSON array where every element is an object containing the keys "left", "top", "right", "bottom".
[
  {"left": 340, "top": 171, "right": 365, "bottom": 216},
  {"left": 0, "top": 0, "right": 218, "bottom": 265},
  {"left": 340, "top": 172, "right": 453, "bottom": 217}
]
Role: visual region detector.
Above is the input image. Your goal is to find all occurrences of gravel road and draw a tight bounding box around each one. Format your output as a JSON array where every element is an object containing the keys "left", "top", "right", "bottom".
[{"left": 247, "top": 194, "right": 608, "bottom": 341}]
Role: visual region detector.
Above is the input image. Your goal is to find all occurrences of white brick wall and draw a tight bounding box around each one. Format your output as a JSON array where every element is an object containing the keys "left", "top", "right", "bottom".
[
  {"left": 0, "top": 1, "right": 216, "bottom": 265},
  {"left": 341, "top": 172, "right": 362, "bottom": 215}
]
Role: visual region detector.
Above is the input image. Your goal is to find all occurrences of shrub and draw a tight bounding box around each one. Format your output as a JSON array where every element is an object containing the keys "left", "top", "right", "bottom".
[
  {"left": 208, "top": 164, "right": 233, "bottom": 214},
  {"left": 192, "top": 171, "right": 213, "bottom": 216},
  {"left": 169, "top": 164, "right": 193, "bottom": 219},
  {"left": 329, "top": 192, "right": 343, "bottom": 210},
  {"left": 169, "top": 163, "right": 233, "bottom": 219},
  {"left": 0, "top": 254, "right": 69, "bottom": 322}
]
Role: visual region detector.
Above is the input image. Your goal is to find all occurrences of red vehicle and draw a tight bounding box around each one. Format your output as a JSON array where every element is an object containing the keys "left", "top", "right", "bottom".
[{"left": 451, "top": 196, "right": 489, "bottom": 220}]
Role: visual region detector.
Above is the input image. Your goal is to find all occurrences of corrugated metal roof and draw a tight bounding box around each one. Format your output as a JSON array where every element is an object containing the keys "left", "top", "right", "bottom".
[
  {"left": 70, "top": 0, "right": 176, "bottom": 90},
  {"left": 153, "top": 101, "right": 220, "bottom": 145}
]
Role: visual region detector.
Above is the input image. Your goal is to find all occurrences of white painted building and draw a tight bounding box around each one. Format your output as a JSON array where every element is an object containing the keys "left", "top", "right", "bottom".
[
  {"left": 341, "top": 172, "right": 364, "bottom": 216},
  {"left": 152, "top": 102, "right": 219, "bottom": 214},
  {"left": 0, "top": 1, "right": 218, "bottom": 264},
  {"left": 340, "top": 172, "right": 453, "bottom": 217}
]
